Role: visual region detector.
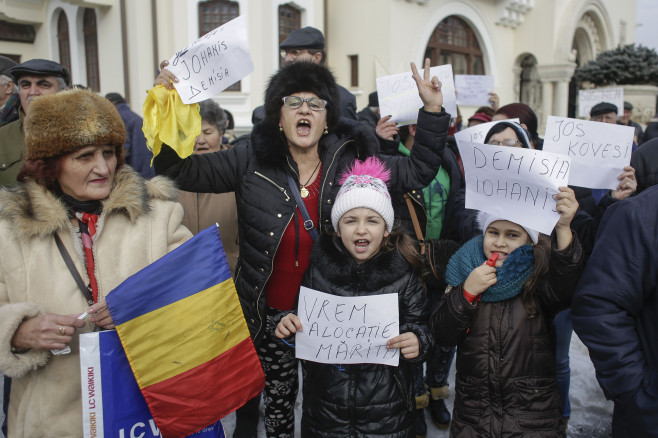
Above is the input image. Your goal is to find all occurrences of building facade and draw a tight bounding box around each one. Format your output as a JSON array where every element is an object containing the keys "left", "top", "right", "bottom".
[{"left": 0, "top": 0, "right": 636, "bottom": 134}]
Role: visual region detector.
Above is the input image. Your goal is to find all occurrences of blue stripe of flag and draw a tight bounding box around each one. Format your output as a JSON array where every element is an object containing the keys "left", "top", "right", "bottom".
[{"left": 106, "top": 225, "right": 231, "bottom": 325}]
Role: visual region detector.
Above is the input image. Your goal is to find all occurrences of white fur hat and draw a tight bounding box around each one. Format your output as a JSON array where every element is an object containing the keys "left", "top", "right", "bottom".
[
  {"left": 331, "top": 157, "right": 394, "bottom": 232},
  {"left": 477, "top": 211, "right": 539, "bottom": 244}
]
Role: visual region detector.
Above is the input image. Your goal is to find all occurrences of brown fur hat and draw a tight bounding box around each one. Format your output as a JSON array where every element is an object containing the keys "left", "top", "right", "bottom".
[{"left": 24, "top": 89, "right": 126, "bottom": 160}]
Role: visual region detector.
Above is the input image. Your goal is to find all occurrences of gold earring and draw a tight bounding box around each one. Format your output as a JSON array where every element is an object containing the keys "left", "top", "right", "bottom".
[
  {"left": 323, "top": 129, "right": 328, "bottom": 135},
  {"left": 279, "top": 126, "right": 283, "bottom": 132}
]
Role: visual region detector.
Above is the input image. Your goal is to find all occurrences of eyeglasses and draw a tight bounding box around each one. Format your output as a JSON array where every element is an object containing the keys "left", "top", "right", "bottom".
[
  {"left": 488, "top": 139, "right": 523, "bottom": 147},
  {"left": 282, "top": 96, "right": 327, "bottom": 112},
  {"left": 280, "top": 49, "right": 309, "bottom": 59}
]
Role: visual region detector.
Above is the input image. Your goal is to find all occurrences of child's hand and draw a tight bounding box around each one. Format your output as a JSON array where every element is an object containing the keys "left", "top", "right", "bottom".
[
  {"left": 554, "top": 186, "right": 578, "bottom": 229},
  {"left": 553, "top": 186, "right": 578, "bottom": 250},
  {"left": 275, "top": 314, "right": 302, "bottom": 339},
  {"left": 463, "top": 264, "right": 497, "bottom": 296},
  {"left": 386, "top": 332, "right": 420, "bottom": 359}
]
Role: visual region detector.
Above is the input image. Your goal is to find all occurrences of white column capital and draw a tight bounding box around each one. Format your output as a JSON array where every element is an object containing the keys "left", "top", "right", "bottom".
[{"left": 537, "top": 63, "right": 577, "bottom": 83}]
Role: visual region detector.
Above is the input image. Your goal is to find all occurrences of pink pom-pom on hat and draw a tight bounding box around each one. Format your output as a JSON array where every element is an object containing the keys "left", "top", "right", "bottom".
[{"left": 332, "top": 157, "right": 394, "bottom": 232}]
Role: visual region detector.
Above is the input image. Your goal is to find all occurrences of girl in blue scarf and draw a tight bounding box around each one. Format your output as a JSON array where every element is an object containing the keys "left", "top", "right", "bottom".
[{"left": 431, "top": 186, "right": 584, "bottom": 438}]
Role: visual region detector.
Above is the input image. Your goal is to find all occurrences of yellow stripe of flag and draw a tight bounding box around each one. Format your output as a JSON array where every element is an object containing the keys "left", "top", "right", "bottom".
[{"left": 117, "top": 278, "right": 249, "bottom": 387}]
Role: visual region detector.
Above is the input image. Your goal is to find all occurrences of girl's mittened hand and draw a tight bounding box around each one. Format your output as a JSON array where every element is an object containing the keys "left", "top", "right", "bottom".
[
  {"left": 275, "top": 314, "right": 302, "bottom": 339},
  {"left": 463, "top": 264, "right": 497, "bottom": 296},
  {"left": 386, "top": 332, "right": 419, "bottom": 359},
  {"left": 153, "top": 60, "right": 178, "bottom": 89},
  {"left": 554, "top": 186, "right": 579, "bottom": 229},
  {"left": 411, "top": 58, "right": 444, "bottom": 113}
]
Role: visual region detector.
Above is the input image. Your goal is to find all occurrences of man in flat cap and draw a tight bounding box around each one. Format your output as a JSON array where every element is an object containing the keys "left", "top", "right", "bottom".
[
  {"left": 618, "top": 101, "right": 644, "bottom": 145},
  {"left": 0, "top": 56, "right": 19, "bottom": 127},
  {"left": 280, "top": 26, "right": 358, "bottom": 120},
  {"left": 0, "top": 59, "right": 70, "bottom": 187},
  {"left": 589, "top": 101, "right": 618, "bottom": 124}
]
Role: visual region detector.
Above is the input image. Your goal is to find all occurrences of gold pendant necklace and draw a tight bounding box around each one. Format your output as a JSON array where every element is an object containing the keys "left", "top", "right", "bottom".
[{"left": 299, "top": 160, "right": 321, "bottom": 199}]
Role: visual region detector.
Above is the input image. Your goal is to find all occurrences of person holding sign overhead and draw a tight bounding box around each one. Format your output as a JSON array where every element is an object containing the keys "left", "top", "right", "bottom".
[
  {"left": 276, "top": 157, "right": 432, "bottom": 438},
  {"left": 153, "top": 58, "right": 448, "bottom": 438},
  {"left": 431, "top": 191, "right": 583, "bottom": 437}
]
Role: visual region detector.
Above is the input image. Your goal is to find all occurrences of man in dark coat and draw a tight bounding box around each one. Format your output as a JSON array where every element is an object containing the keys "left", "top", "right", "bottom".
[
  {"left": 631, "top": 137, "right": 658, "bottom": 193},
  {"left": 572, "top": 185, "right": 658, "bottom": 438},
  {"left": 280, "top": 26, "right": 358, "bottom": 121},
  {"left": 357, "top": 91, "right": 380, "bottom": 131},
  {"left": 0, "top": 56, "right": 19, "bottom": 127},
  {"left": 618, "top": 101, "right": 643, "bottom": 144},
  {"left": 105, "top": 92, "right": 155, "bottom": 179}
]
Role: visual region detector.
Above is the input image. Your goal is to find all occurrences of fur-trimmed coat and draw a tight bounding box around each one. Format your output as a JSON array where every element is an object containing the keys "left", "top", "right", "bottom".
[
  {"left": 154, "top": 110, "right": 449, "bottom": 348},
  {"left": 297, "top": 233, "right": 432, "bottom": 438},
  {"left": 0, "top": 167, "right": 191, "bottom": 438}
]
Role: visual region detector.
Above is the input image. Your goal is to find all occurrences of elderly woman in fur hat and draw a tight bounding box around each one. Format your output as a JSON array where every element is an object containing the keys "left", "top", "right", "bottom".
[
  {"left": 0, "top": 89, "right": 192, "bottom": 437},
  {"left": 153, "top": 58, "right": 448, "bottom": 437}
]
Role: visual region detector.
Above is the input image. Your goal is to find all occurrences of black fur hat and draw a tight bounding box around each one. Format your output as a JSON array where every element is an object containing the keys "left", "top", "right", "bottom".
[{"left": 264, "top": 62, "right": 340, "bottom": 131}]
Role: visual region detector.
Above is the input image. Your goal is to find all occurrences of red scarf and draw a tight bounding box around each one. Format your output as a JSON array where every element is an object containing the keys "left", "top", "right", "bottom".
[{"left": 76, "top": 212, "right": 100, "bottom": 303}]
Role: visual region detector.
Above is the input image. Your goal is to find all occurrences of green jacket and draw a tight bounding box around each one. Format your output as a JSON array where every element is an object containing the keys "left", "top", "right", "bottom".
[{"left": 0, "top": 109, "right": 25, "bottom": 188}]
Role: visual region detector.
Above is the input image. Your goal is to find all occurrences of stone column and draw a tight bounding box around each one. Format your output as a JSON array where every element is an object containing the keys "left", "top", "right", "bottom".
[{"left": 537, "top": 63, "right": 577, "bottom": 132}]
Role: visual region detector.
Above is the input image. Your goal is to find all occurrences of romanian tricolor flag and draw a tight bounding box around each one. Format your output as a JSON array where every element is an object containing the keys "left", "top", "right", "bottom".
[{"left": 105, "top": 225, "right": 264, "bottom": 438}]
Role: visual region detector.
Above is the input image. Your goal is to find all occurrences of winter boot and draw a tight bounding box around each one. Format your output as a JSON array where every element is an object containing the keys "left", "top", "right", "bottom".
[
  {"left": 415, "top": 392, "right": 429, "bottom": 438},
  {"left": 429, "top": 386, "right": 451, "bottom": 429}
]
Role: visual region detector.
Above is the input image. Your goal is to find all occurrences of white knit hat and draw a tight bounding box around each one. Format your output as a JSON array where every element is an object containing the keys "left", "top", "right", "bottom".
[
  {"left": 477, "top": 211, "right": 539, "bottom": 244},
  {"left": 331, "top": 157, "right": 394, "bottom": 232}
]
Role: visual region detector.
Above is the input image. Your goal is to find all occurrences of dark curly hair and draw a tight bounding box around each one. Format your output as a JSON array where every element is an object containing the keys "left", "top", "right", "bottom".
[{"left": 263, "top": 62, "right": 340, "bottom": 132}]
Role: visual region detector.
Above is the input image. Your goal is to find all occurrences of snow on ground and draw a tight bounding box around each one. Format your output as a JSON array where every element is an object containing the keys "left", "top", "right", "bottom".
[{"left": 0, "top": 334, "right": 612, "bottom": 438}]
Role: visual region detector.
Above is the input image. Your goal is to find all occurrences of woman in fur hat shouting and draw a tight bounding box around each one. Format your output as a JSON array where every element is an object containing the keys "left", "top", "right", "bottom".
[
  {"left": 153, "top": 58, "right": 448, "bottom": 438},
  {"left": 0, "top": 89, "right": 192, "bottom": 437}
]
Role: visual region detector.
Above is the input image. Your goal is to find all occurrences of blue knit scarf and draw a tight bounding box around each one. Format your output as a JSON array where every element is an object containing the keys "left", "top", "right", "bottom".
[{"left": 445, "top": 235, "right": 535, "bottom": 303}]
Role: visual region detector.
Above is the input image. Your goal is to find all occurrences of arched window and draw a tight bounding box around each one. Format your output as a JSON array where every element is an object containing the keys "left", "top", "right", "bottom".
[
  {"left": 198, "top": 0, "right": 240, "bottom": 91},
  {"left": 424, "top": 16, "right": 484, "bottom": 75},
  {"left": 83, "top": 8, "right": 100, "bottom": 91},
  {"left": 519, "top": 54, "right": 541, "bottom": 110},
  {"left": 57, "top": 11, "right": 71, "bottom": 74},
  {"left": 278, "top": 4, "right": 301, "bottom": 67}
]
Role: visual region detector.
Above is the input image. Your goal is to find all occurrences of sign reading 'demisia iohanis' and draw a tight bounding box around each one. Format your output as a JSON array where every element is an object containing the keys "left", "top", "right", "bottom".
[
  {"left": 166, "top": 15, "right": 254, "bottom": 104},
  {"left": 458, "top": 140, "right": 571, "bottom": 235},
  {"left": 578, "top": 88, "right": 624, "bottom": 117},
  {"left": 295, "top": 287, "right": 400, "bottom": 366},
  {"left": 542, "top": 116, "right": 634, "bottom": 189},
  {"left": 376, "top": 64, "right": 457, "bottom": 125},
  {"left": 455, "top": 75, "right": 495, "bottom": 106},
  {"left": 454, "top": 118, "right": 520, "bottom": 146}
]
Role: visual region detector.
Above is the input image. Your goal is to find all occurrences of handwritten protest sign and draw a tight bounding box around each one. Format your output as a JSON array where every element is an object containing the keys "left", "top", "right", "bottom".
[
  {"left": 295, "top": 287, "right": 399, "bottom": 366},
  {"left": 542, "top": 116, "right": 633, "bottom": 189},
  {"left": 578, "top": 88, "right": 623, "bottom": 118},
  {"left": 454, "top": 118, "right": 520, "bottom": 146},
  {"left": 376, "top": 64, "right": 457, "bottom": 125},
  {"left": 455, "top": 75, "right": 494, "bottom": 106},
  {"left": 166, "top": 15, "right": 253, "bottom": 104},
  {"left": 458, "top": 140, "right": 571, "bottom": 235}
]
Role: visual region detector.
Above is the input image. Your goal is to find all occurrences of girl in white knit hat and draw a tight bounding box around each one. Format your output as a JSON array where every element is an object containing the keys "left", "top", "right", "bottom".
[{"left": 275, "top": 156, "right": 432, "bottom": 437}]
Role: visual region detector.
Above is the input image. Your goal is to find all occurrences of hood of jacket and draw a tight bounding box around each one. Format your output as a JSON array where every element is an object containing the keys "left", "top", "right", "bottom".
[
  {"left": 311, "top": 233, "right": 411, "bottom": 291},
  {"left": 250, "top": 117, "right": 380, "bottom": 169},
  {"left": 0, "top": 166, "right": 178, "bottom": 240}
]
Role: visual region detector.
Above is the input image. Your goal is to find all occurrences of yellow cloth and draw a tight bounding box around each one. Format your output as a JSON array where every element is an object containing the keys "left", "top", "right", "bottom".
[{"left": 142, "top": 85, "right": 200, "bottom": 160}]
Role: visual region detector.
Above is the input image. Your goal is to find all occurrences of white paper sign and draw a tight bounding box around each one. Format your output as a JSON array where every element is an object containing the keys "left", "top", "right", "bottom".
[
  {"left": 458, "top": 141, "right": 571, "bottom": 235},
  {"left": 454, "top": 118, "right": 520, "bottom": 146},
  {"left": 578, "top": 88, "right": 624, "bottom": 118},
  {"left": 295, "top": 287, "right": 400, "bottom": 366},
  {"left": 166, "top": 15, "right": 254, "bottom": 104},
  {"left": 455, "top": 75, "right": 494, "bottom": 106},
  {"left": 376, "top": 64, "right": 457, "bottom": 125},
  {"left": 542, "top": 116, "right": 633, "bottom": 189}
]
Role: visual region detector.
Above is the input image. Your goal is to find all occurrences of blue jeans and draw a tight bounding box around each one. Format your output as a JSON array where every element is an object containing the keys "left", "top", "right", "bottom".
[{"left": 554, "top": 309, "right": 572, "bottom": 418}]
